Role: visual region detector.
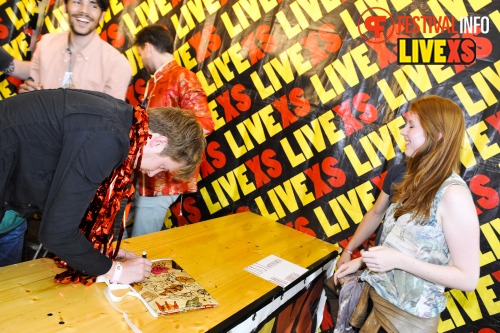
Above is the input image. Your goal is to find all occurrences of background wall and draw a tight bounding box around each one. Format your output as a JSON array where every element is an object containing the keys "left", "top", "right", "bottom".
[{"left": 1, "top": 0, "right": 499, "bottom": 332}]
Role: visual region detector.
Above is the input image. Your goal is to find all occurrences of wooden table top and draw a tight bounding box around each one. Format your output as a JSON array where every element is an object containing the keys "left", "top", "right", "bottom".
[{"left": 0, "top": 212, "right": 339, "bottom": 332}]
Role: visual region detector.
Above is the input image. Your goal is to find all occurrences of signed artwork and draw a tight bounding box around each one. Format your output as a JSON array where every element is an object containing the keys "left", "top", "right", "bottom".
[{"left": 132, "top": 259, "right": 218, "bottom": 316}]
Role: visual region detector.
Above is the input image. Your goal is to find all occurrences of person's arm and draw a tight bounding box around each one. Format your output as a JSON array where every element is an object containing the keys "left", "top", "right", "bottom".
[
  {"left": 2, "top": 59, "right": 31, "bottom": 80},
  {"left": 0, "top": 48, "right": 31, "bottom": 80},
  {"left": 362, "top": 184, "right": 480, "bottom": 291},
  {"left": 38, "top": 132, "right": 151, "bottom": 281},
  {"left": 11, "top": 59, "right": 31, "bottom": 80},
  {"left": 336, "top": 191, "right": 391, "bottom": 267},
  {"left": 18, "top": 42, "right": 43, "bottom": 93}
]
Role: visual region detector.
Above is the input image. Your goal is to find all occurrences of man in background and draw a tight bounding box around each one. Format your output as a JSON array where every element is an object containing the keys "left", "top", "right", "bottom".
[
  {"left": 131, "top": 24, "right": 214, "bottom": 236},
  {"left": 18, "top": 0, "right": 131, "bottom": 100}
]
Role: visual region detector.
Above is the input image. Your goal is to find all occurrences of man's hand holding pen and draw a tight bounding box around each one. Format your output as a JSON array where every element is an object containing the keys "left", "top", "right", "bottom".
[{"left": 106, "top": 248, "right": 152, "bottom": 284}]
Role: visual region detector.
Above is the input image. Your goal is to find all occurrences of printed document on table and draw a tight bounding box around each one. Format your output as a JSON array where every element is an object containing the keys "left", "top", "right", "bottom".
[{"left": 244, "top": 254, "right": 308, "bottom": 288}]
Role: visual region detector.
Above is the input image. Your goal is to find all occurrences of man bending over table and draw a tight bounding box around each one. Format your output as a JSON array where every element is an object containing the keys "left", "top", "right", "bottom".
[{"left": 0, "top": 89, "right": 206, "bottom": 284}]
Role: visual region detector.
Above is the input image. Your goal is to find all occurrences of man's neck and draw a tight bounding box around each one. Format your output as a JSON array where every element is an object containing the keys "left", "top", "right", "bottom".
[
  {"left": 68, "top": 31, "right": 96, "bottom": 54},
  {"left": 153, "top": 53, "right": 174, "bottom": 73}
]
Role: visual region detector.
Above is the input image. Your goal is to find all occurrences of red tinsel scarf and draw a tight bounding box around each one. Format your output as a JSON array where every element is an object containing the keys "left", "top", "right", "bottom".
[{"left": 54, "top": 105, "right": 149, "bottom": 285}]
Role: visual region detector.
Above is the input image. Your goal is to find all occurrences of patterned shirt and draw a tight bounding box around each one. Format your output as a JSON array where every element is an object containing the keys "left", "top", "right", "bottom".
[
  {"left": 137, "top": 60, "right": 214, "bottom": 196},
  {"left": 361, "top": 173, "right": 467, "bottom": 318}
]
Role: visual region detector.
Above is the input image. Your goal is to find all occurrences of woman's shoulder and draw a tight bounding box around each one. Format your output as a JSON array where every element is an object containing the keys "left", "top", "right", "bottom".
[
  {"left": 438, "top": 174, "right": 472, "bottom": 212},
  {"left": 437, "top": 175, "right": 477, "bottom": 239},
  {"left": 440, "top": 172, "right": 466, "bottom": 189}
]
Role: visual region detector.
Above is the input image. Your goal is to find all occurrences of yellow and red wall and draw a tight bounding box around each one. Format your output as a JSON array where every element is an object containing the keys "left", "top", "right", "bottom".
[{"left": 1, "top": 1, "right": 499, "bottom": 331}]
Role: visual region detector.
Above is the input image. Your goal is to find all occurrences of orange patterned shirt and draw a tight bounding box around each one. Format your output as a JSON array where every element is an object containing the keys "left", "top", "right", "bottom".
[{"left": 137, "top": 60, "right": 214, "bottom": 197}]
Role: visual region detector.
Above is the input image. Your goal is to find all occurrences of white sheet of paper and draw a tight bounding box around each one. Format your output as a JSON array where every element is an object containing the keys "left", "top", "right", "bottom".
[{"left": 244, "top": 254, "right": 308, "bottom": 288}]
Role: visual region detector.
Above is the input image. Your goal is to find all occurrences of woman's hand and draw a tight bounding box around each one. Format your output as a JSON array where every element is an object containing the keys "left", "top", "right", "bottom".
[
  {"left": 336, "top": 251, "right": 352, "bottom": 268},
  {"left": 361, "top": 246, "right": 402, "bottom": 272},
  {"left": 334, "top": 257, "right": 363, "bottom": 285}
]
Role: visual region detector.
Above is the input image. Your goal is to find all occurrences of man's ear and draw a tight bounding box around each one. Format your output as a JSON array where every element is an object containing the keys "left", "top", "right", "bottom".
[
  {"left": 149, "top": 134, "right": 168, "bottom": 153},
  {"left": 144, "top": 42, "right": 156, "bottom": 55}
]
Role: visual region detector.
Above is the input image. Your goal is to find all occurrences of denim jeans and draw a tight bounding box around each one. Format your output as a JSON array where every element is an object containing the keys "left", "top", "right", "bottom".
[
  {"left": 0, "top": 218, "right": 28, "bottom": 267},
  {"left": 131, "top": 194, "right": 179, "bottom": 237}
]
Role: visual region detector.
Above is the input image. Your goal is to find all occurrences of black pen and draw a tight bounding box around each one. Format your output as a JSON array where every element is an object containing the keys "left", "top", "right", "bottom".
[{"left": 142, "top": 251, "right": 147, "bottom": 259}]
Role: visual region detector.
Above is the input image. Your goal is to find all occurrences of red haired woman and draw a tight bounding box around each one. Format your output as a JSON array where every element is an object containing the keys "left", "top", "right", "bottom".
[{"left": 334, "top": 95, "right": 480, "bottom": 332}]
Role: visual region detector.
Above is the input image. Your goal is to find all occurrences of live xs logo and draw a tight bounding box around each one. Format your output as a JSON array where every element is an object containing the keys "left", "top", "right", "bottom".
[{"left": 357, "top": 7, "right": 486, "bottom": 65}]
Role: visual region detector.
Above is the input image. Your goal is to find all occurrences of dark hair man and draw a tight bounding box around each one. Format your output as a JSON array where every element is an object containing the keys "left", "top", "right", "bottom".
[
  {"left": 131, "top": 24, "right": 214, "bottom": 237},
  {"left": 18, "top": 0, "right": 131, "bottom": 100}
]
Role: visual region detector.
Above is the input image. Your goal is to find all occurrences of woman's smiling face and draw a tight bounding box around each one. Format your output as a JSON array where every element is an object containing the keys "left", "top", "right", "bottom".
[{"left": 401, "top": 111, "right": 427, "bottom": 158}]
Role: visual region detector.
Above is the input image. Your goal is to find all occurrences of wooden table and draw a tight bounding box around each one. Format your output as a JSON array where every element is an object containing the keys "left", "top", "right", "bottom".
[{"left": 0, "top": 212, "right": 339, "bottom": 332}]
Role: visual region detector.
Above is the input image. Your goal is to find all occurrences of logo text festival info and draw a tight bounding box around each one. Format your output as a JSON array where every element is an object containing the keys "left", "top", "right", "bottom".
[{"left": 359, "top": 8, "right": 490, "bottom": 65}]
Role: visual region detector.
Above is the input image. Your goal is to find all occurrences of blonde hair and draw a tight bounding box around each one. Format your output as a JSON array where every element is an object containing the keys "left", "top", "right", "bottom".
[
  {"left": 147, "top": 107, "right": 206, "bottom": 181},
  {"left": 393, "top": 95, "right": 465, "bottom": 222}
]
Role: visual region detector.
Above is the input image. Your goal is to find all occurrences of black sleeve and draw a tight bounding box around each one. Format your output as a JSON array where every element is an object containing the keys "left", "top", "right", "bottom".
[
  {"left": 38, "top": 132, "right": 127, "bottom": 276},
  {"left": 0, "top": 47, "right": 14, "bottom": 73},
  {"left": 382, "top": 163, "right": 406, "bottom": 199}
]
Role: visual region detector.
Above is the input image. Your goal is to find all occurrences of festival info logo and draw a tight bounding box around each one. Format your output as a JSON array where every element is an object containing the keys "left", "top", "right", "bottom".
[{"left": 358, "top": 7, "right": 490, "bottom": 65}]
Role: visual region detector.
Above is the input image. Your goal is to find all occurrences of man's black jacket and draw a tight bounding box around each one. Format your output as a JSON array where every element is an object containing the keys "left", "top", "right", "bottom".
[{"left": 0, "top": 89, "right": 133, "bottom": 275}]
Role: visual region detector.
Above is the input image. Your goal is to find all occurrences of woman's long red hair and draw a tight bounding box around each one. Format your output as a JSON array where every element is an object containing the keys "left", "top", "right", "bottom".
[{"left": 393, "top": 95, "right": 465, "bottom": 223}]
